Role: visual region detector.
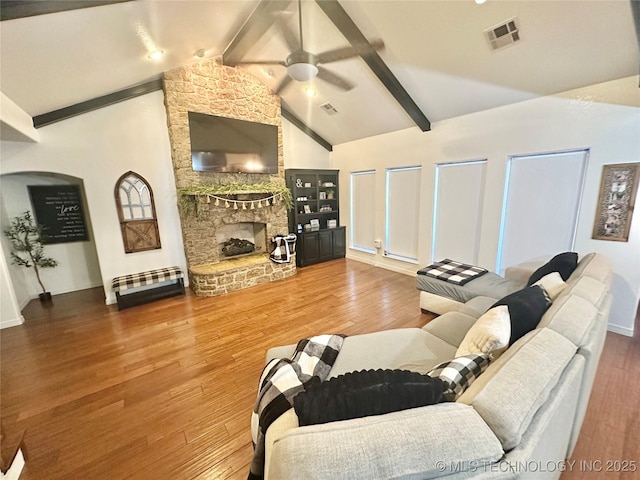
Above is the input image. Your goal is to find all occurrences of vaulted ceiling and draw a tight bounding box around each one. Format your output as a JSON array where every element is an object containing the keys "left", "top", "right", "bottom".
[{"left": 1, "top": 0, "right": 638, "bottom": 147}]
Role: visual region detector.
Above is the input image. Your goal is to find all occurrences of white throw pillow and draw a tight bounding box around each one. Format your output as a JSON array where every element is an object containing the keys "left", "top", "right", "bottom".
[
  {"left": 533, "top": 271, "right": 567, "bottom": 301},
  {"left": 456, "top": 306, "right": 511, "bottom": 359}
]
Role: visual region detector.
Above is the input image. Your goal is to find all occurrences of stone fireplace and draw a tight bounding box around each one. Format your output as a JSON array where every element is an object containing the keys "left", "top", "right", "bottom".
[{"left": 163, "top": 60, "right": 296, "bottom": 296}]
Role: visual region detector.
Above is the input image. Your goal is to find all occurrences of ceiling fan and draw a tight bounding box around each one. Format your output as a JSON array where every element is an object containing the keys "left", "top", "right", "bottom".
[{"left": 238, "top": 0, "right": 384, "bottom": 94}]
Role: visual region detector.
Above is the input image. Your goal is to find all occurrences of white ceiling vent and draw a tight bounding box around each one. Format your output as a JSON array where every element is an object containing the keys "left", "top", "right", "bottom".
[
  {"left": 484, "top": 17, "right": 520, "bottom": 51},
  {"left": 319, "top": 102, "right": 339, "bottom": 115}
]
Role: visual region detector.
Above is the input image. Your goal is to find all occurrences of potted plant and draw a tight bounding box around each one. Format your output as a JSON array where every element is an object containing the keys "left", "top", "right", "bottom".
[{"left": 4, "top": 211, "right": 58, "bottom": 303}]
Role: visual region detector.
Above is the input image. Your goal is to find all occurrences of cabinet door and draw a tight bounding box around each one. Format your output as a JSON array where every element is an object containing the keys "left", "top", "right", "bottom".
[
  {"left": 300, "top": 232, "right": 320, "bottom": 266},
  {"left": 319, "top": 230, "right": 333, "bottom": 260},
  {"left": 333, "top": 228, "right": 346, "bottom": 257}
]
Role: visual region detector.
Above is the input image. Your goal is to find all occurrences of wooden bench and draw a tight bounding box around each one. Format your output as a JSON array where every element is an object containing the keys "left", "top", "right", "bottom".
[{"left": 112, "top": 266, "right": 185, "bottom": 310}]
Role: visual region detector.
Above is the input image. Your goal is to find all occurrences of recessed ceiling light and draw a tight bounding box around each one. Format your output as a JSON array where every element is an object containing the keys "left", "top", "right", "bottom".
[
  {"left": 475, "top": 0, "right": 487, "bottom": 4},
  {"left": 304, "top": 88, "right": 316, "bottom": 97},
  {"left": 148, "top": 50, "right": 164, "bottom": 60}
]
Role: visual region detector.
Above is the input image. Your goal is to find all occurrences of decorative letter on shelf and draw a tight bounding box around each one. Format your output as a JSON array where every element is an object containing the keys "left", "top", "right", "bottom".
[{"left": 114, "top": 171, "right": 161, "bottom": 253}]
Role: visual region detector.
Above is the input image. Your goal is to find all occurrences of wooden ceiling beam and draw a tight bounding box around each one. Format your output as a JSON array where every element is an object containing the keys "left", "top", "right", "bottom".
[
  {"left": 33, "top": 79, "right": 162, "bottom": 128},
  {"left": 0, "top": 0, "right": 132, "bottom": 21},
  {"left": 281, "top": 104, "right": 333, "bottom": 152},
  {"left": 223, "top": 0, "right": 293, "bottom": 67},
  {"left": 316, "top": 0, "right": 431, "bottom": 132}
]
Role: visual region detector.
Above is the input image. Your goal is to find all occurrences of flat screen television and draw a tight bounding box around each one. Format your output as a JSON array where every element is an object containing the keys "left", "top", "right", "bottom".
[{"left": 188, "top": 111, "right": 279, "bottom": 174}]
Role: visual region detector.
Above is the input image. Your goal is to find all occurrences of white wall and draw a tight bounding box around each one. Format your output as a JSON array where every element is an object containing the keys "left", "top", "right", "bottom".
[
  {"left": 0, "top": 240, "right": 24, "bottom": 328},
  {"left": 282, "top": 117, "right": 332, "bottom": 169},
  {"left": 0, "top": 90, "right": 331, "bottom": 317},
  {"left": 0, "top": 91, "right": 186, "bottom": 306},
  {"left": 333, "top": 76, "right": 640, "bottom": 336}
]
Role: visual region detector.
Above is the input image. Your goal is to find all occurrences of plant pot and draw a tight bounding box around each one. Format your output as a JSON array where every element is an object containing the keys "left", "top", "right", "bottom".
[{"left": 39, "top": 292, "right": 52, "bottom": 303}]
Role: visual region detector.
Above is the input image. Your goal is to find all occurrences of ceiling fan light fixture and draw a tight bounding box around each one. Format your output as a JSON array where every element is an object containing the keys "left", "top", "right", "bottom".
[
  {"left": 287, "top": 62, "right": 318, "bottom": 82},
  {"left": 286, "top": 50, "right": 319, "bottom": 81}
]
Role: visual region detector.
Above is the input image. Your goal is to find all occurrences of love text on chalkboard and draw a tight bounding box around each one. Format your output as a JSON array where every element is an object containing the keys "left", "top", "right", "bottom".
[{"left": 28, "top": 185, "right": 89, "bottom": 244}]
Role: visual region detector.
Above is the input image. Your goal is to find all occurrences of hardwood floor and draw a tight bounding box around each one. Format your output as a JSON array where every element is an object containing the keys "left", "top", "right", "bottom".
[
  {"left": 1, "top": 259, "right": 429, "bottom": 479},
  {"left": 1, "top": 258, "right": 637, "bottom": 479}
]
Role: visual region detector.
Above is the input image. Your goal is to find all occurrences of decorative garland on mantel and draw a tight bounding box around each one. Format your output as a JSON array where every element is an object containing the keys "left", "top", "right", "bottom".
[{"left": 178, "top": 182, "right": 293, "bottom": 217}]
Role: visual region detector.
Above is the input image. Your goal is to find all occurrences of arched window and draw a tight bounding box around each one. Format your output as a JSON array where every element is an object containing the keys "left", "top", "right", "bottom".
[{"left": 114, "top": 171, "right": 161, "bottom": 253}]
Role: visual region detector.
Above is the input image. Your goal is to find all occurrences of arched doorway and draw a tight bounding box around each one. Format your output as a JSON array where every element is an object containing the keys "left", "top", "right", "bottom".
[{"left": 0, "top": 172, "right": 103, "bottom": 312}]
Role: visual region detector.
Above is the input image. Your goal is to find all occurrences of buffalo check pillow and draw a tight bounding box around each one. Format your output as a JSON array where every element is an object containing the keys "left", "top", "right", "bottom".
[{"left": 427, "top": 354, "right": 491, "bottom": 401}]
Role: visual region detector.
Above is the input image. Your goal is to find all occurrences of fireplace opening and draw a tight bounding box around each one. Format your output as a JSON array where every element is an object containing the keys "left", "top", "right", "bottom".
[{"left": 216, "top": 222, "right": 267, "bottom": 260}]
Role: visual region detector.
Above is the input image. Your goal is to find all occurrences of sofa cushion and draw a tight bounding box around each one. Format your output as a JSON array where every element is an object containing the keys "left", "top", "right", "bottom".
[
  {"left": 456, "top": 306, "right": 511, "bottom": 358},
  {"left": 564, "top": 275, "right": 608, "bottom": 309},
  {"left": 568, "top": 252, "right": 611, "bottom": 285},
  {"left": 427, "top": 354, "right": 490, "bottom": 401},
  {"left": 268, "top": 403, "right": 504, "bottom": 480},
  {"left": 527, "top": 252, "right": 579, "bottom": 285},
  {"left": 491, "top": 285, "right": 551, "bottom": 345},
  {"left": 458, "top": 328, "right": 577, "bottom": 450},
  {"left": 533, "top": 272, "right": 567, "bottom": 301},
  {"left": 458, "top": 295, "right": 500, "bottom": 317},
  {"left": 328, "top": 328, "right": 457, "bottom": 378},
  {"left": 421, "top": 311, "right": 478, "bottom": 348},
  {"left": 294, "top": 369, "right": 444, "bottom": 426},
  {"left": 416, "top": 271, "right": 520, "bottom": 304},
  {"left": 537, "top": 294, "right": 598, "bottom": 347}
]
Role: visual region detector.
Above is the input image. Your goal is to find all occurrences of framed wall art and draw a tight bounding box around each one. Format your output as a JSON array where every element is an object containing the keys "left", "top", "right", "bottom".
[
  {"left": 28, "top": 184, "right": 89, "bottom": 244},
  {"left": 592, "top": 162, "right": 640, "bottom": 242}
]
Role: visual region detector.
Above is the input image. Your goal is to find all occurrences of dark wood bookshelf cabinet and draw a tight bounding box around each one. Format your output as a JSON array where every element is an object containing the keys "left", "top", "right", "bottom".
[{"left": 285, "top": 169, "right": 346, "bottom": 267}]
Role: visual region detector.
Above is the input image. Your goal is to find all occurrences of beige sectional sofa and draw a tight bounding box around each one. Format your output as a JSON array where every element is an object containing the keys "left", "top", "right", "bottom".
[{"left": 262, "top": 253, "right": 612, "bottom": 479}]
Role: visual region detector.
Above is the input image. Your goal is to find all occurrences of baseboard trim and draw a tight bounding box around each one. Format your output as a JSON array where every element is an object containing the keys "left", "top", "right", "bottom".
[
  {"left": 345, "top": 254, "right": 415, "bottom": 277},
  {"left": 345, "top": 253, "right": 375, "bottom": 266},
  {"left": 607, "top": 322, "right": 634, "bottom": 337},
  {"left": 0, "top": 315, "right": 25, "bottom": 330}
]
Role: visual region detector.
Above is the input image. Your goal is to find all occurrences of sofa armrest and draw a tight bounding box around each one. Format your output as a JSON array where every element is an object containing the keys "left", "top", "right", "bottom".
[
  {"left": 422, "top": 311, "right": 478, "bottom": 348},
  {"left": 504, "top": 261, "right": 545, "bottom": 288},
  {"left": 267, "top": 403, "right": 504, "bottom": 480},
  {"left": 265, "top": 344, "right": 297, "bottom": 363}
]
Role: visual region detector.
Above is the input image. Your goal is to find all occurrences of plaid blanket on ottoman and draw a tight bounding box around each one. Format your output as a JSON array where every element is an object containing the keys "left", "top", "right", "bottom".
[
  {"left": 248, "top": 334, "right": 346, "bottom": 480},
  {"left": 417, "top": 259, "right": 488, "bottom": 286}
]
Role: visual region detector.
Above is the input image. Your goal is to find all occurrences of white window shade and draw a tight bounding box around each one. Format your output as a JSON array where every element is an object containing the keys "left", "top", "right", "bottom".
[
  {"left": 433, "top": 161, "right": 486, "bottom": 265},
  {"left": 350, "top": 171, "right": 376, "bottom": 252},
  {"left": 497, "top": 149, "right": 588, "bottom": 273},
  {"left": 386, "top": 166, "right": 421, "bottom": 262}
]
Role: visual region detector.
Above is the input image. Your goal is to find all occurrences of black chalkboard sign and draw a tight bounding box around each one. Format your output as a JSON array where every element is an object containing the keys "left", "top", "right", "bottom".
[{"left": 28, "top": 185, "right": 89, "bottom": 244}]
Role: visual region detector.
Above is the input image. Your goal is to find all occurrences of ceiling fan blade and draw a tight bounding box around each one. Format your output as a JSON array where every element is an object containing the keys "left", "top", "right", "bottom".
[
  {"left": 276, "top": 16, "right": 300, "bottom": 52},
  {"left": 317, "top": 38, "right": 385, "bottom": 64},
  {"left": 235, "top": 60, "right": 287, "bottom": 66},
  {"left": 275, "top": 75, "right": 294, "bottom": 95},
  {"left": 316, "top": 66, "right": 355, "bottom": 91}
]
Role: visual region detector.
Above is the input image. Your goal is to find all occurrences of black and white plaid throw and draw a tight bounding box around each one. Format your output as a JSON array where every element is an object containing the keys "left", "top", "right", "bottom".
[
  {"left": 428, "top": 354, "right": 491, "bottom": 401},
  {"left": 417, "top": 259, "right": 488, "bottom": 286},
  {"left": 111, "top": 266, "right": 183, "bottom": 292},
  {"left": 248, "top": 334, "right": 346, "bottom": 480}
]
